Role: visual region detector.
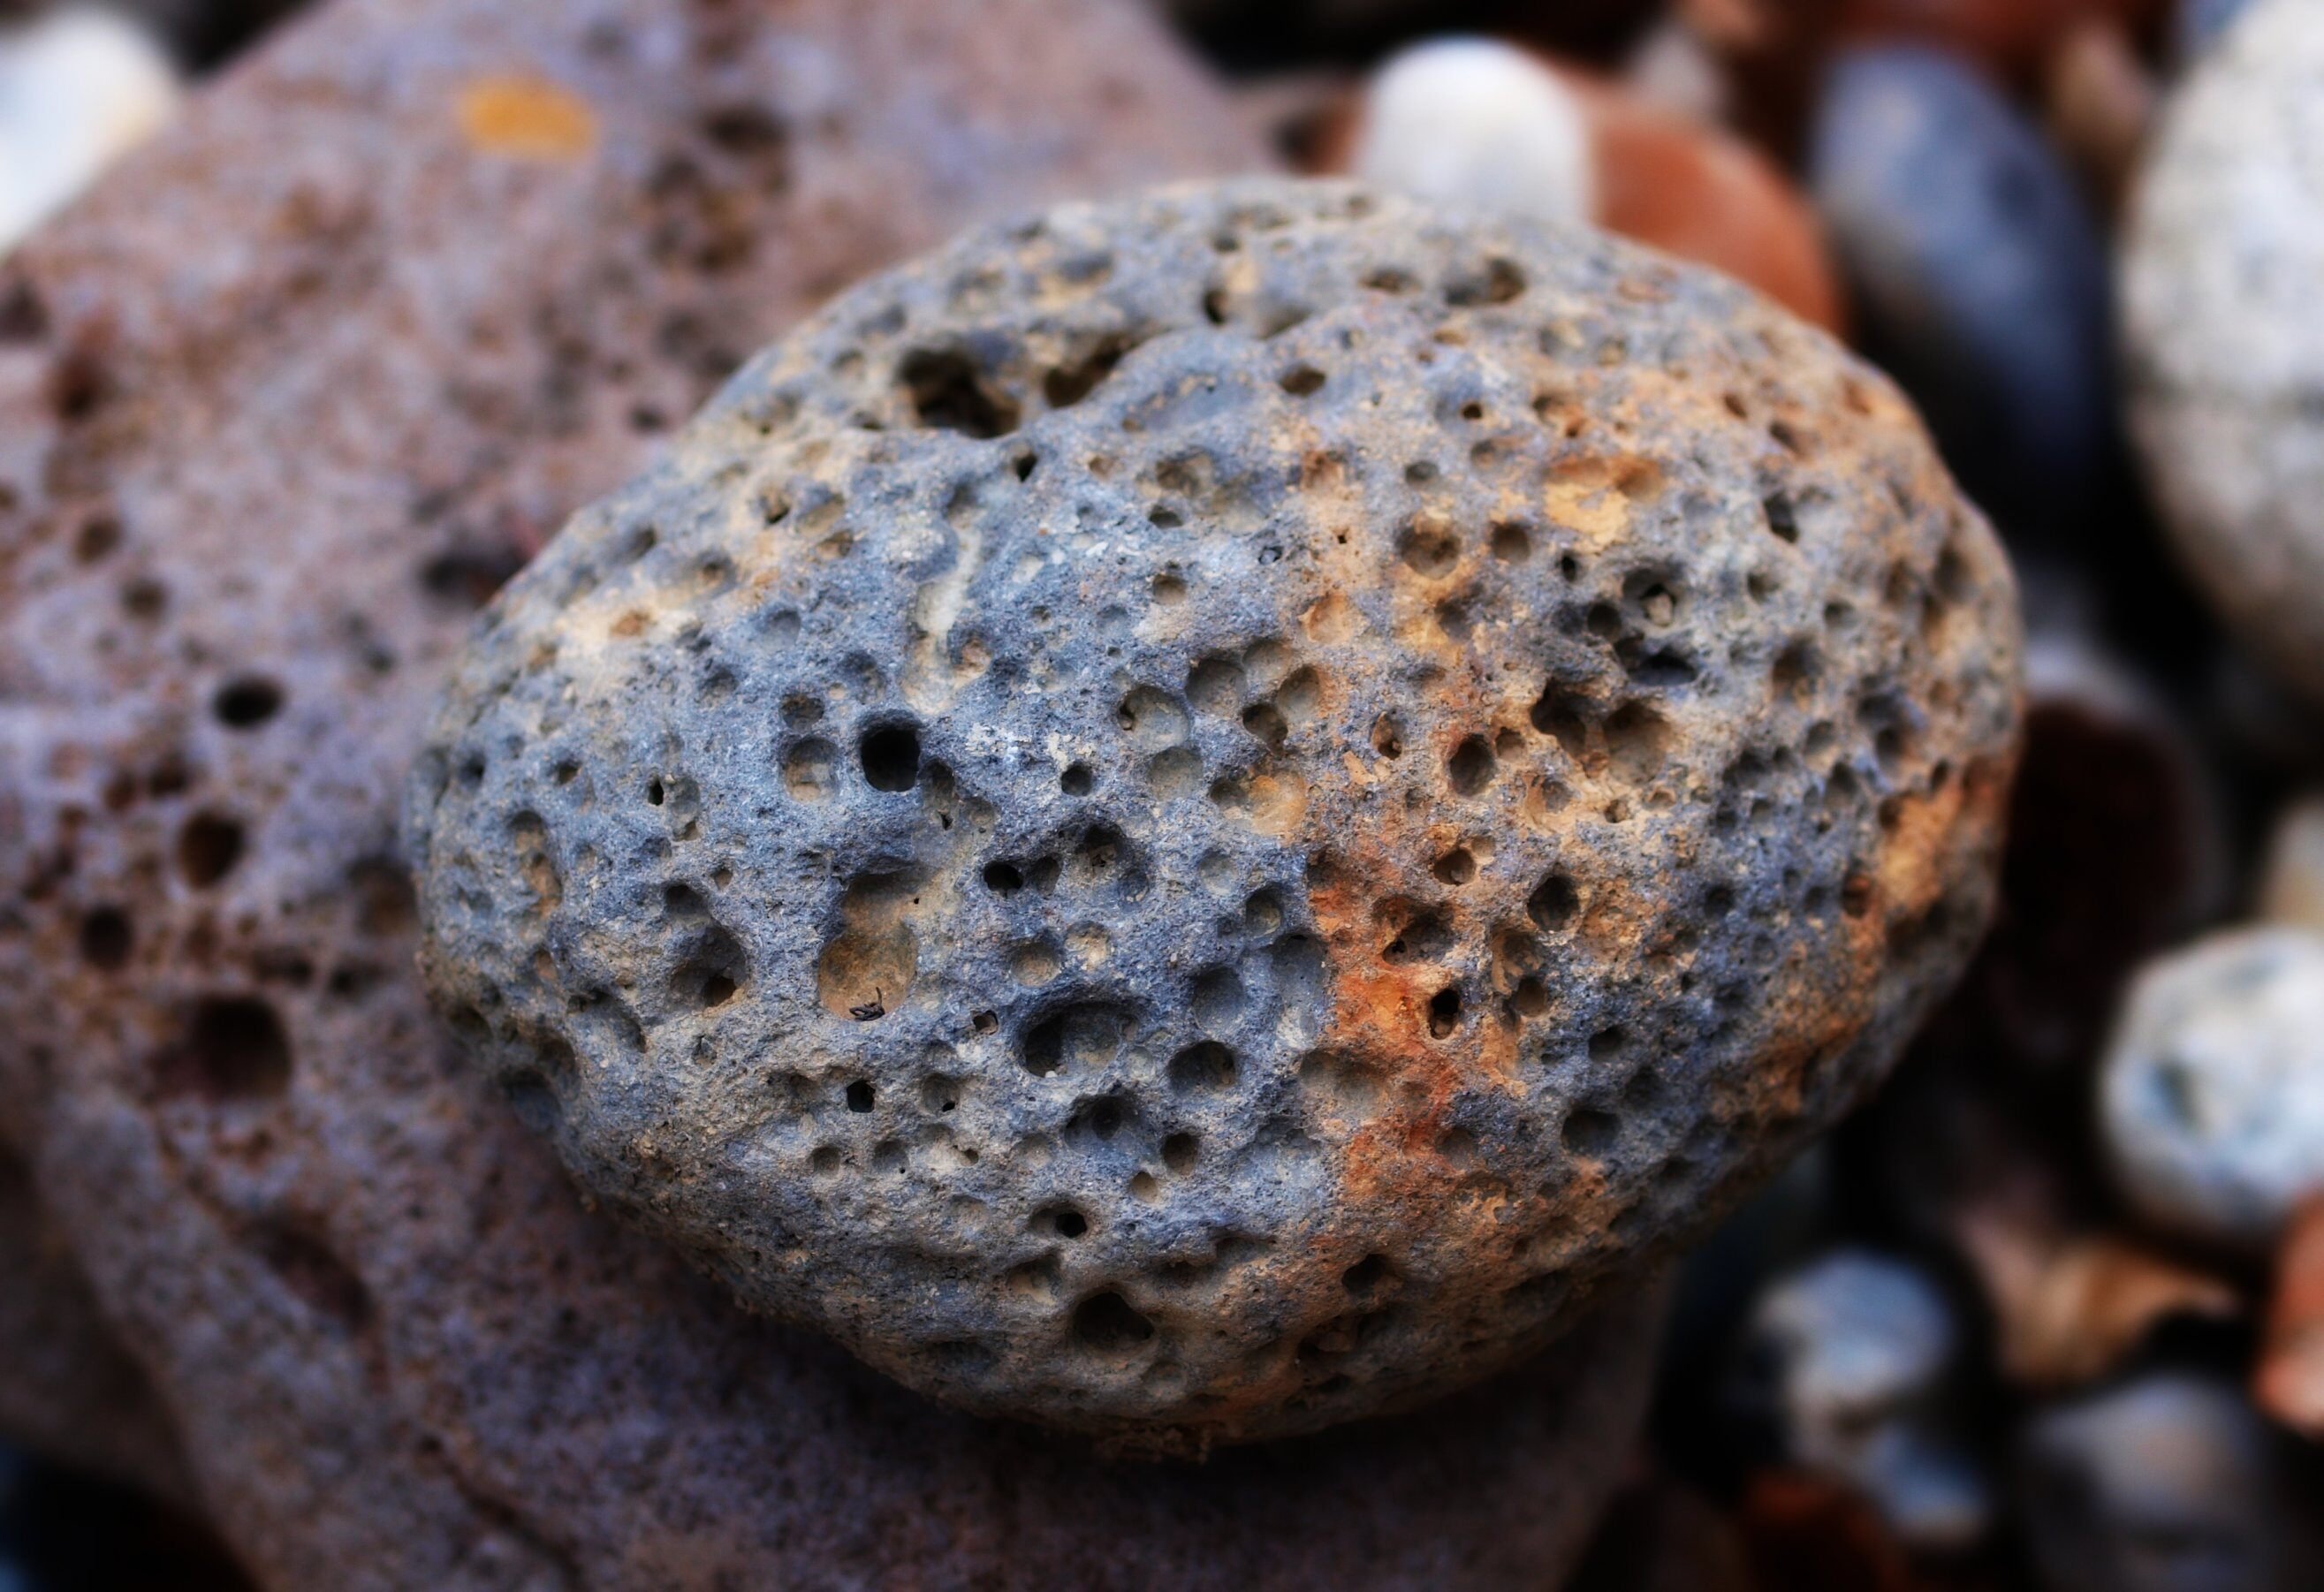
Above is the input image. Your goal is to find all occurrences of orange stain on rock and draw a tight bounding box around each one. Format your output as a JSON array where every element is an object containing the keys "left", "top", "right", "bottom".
[{"left": 456, "top": 74, "right": 599, "bottom": 161}]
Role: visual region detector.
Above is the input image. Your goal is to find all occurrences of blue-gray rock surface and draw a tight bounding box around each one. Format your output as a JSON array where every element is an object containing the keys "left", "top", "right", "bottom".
[{"left": 410, "top": 178, "right": 2025, "bottom": 1451}]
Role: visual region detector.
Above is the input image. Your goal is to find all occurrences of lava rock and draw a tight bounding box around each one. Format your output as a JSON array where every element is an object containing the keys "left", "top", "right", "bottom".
[
  {"left": 409, "top": 177, "right": 2024, "bottom": 1450},
  {"left": 2019, "top": 1373, "right": 2313, "bottom": 1592},
  {"left": 0, "top": 0, "right": 1683, "bottom": 1585},
  {"left": 2100, "top": 927, "right": 2324, "bottom": 1251},
  {"left": 1811, "top": 45, "right": 2114, "bottom": 541},
  {"left": 1324, "top": 38, "right": 1844, "bottom": 330},
  {"left": 1734, "top": 1250, "right": 1990, "bottom": 1550},
  {"left": 2259, "top": 795, "right": 2324, "bottom": 932},
  {"left": 2123, "top": 0, "right": 2324, "bottom": 708}
]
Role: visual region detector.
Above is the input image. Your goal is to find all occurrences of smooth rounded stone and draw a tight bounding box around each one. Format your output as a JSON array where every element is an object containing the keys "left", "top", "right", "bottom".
[
  {"left": 1811, "top": 45, "right": 2113, "bottom": 540},
  {"left": 2124, "top": 0, "right": 2324, "bottom": 709},
  {"left": 2100, "top": 927, "right": 2324, "bottom": 1251},
  {"left": 1733, "top": 1250, "right": 1990, "bottom": 1551},
  {"left": 2019, "top": 1374, "right": 2315, "bottom": 1592},
  {"left": 2259, "top": 796, "right": 2324, "bottom": 932},
  {"left": 1329, "top": 38, "right": 1844, "bottom": 330},
  {"left": 1342, "top": 39, "right": 1595, "bottom": 225},
  {"left": 0, "top": 8, "right": 178, "bottom": 257},
  {"left": 410, "top": 178, "right": 2024, "bottom": 1451}
]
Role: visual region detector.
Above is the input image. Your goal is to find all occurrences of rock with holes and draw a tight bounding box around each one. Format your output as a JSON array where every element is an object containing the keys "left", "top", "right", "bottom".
[
  {"left": 2124, "top": 0, "right": 2324, "bottom": 709},
  {"left": 409, "top": 177, "right": 2023, "bottom": 1451},
  {"left": 2100, "top": 927, "right": 2324, "bottom": 1252}
]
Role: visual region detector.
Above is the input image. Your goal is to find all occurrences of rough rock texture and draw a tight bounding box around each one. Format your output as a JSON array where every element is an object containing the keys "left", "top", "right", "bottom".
[
  {"left": 0, "top": 2, "right": 1682, "bottom": 1588},
  {"left": 410, "top": 178, "right": 2024, "bottom": 1449},
  {"left": 2124, "top": 0, "right": 2324, "bottom": 708},
  {"left": 2100, "top": 927, "right": 2324, "bottom": 1251},
  {"left": 0, "top": 1152, "right": 192, "bottom": 1507}
]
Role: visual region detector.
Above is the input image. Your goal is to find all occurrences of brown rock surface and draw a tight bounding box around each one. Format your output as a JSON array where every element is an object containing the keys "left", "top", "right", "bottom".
[{"left": 0, "top": 0, "right": 1667, "bottom": 1587}]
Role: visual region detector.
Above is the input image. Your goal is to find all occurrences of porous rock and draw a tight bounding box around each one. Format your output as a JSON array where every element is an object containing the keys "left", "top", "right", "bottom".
[
  {"left": 2100, "top": 927, "right": 2324, "bottom": 1251},
  {"left": 410, "top": 178, "right": 2024, "bottom": 1449},
  {"left": 0, "top": 0, "right": 1672, "bottom": 1587},
  {"left": 2124, "top": 0, "right": 2324, "bottom": 708}
]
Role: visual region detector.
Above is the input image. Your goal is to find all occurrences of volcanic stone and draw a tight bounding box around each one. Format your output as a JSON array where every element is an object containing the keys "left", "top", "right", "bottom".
[
  {"left": 409, "top": 177, "right": 2024, "bottom": 1450},
  {"left": 0, "top": 0, "right": 1682, "bottom": 1586},
  {"left": 2125, "top": 0, "right": 2324, "bottom": 709}
]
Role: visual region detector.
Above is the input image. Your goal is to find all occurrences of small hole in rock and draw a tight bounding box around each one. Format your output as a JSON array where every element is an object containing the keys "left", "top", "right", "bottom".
[
  {"left": 177, "top": 814, "right": 245, "bottom": 888},
  {"left": 900, "top": 348, "right": 1018, "bottom": 437},
  {"left": 859, "top": 724, "right": 921, "bottom": 792},
  {"left": 213, "top": 677, "right": 284, "bottom": 728},
  {"left": 79, "top": 906, "right": 132, "bottom": 969},
  {"left": 1167, "top": 1041, "right": 1236, "bottom": 1094},
  {"left": 166, "top": 996, "right": 292, "bottom": 1101},
  {"left": 1060, "top": 762, "right": 1094, "bottom": 796},
  {"left": 1162, "top": 1133, "right": 1199, "bottom": 1172},
  {"left": 1563, "top": 1107, "right": 1619, "bottom": 1156},
  {"left": 1528, "top": 872, "right": 1580, "bottom": 931},
  {"left": 846, "top": 1080, "right": 875, "bottom": 1112},
  {"left": 1073, "top": 1291, "right": 1154, "bottom": 1353},
  {"left": 1427, "top": 987, "right": 1462, "bottom": 1038},
  {"left": 1447, "top": 735, "right": 1495, "bottom": 797}
]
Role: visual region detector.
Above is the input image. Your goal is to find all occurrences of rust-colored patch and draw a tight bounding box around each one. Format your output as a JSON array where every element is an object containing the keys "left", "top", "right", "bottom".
[{"left": 455, "top": 74, "right": 599, "bottom": 161}]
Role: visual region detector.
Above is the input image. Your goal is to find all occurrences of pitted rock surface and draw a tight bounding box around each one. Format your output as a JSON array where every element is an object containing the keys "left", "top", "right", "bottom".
[{"left": 412, "top": 178, "right": 2024, "bottom": 1448}]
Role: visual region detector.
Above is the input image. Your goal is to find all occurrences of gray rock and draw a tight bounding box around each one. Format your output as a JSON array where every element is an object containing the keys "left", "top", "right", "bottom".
[
  {"left": 1737, "top": 1249, "right": 1989, "bottom": 1551},
  {"left": 2101, "top": 927, "right": 2324, "bottom": 1250},
  {"left": 2020, "top": 1373, "right": 2313, "bottom": 1592},
  {"left": 1811, "top": 46, "right": 2112, "bottom": 542},
  {"left": 410, "top": 178, "right": 2025, "bottom": 1452},
  {"left": 2125, "top": 0, "right": 2324, "bottom": 709}
]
